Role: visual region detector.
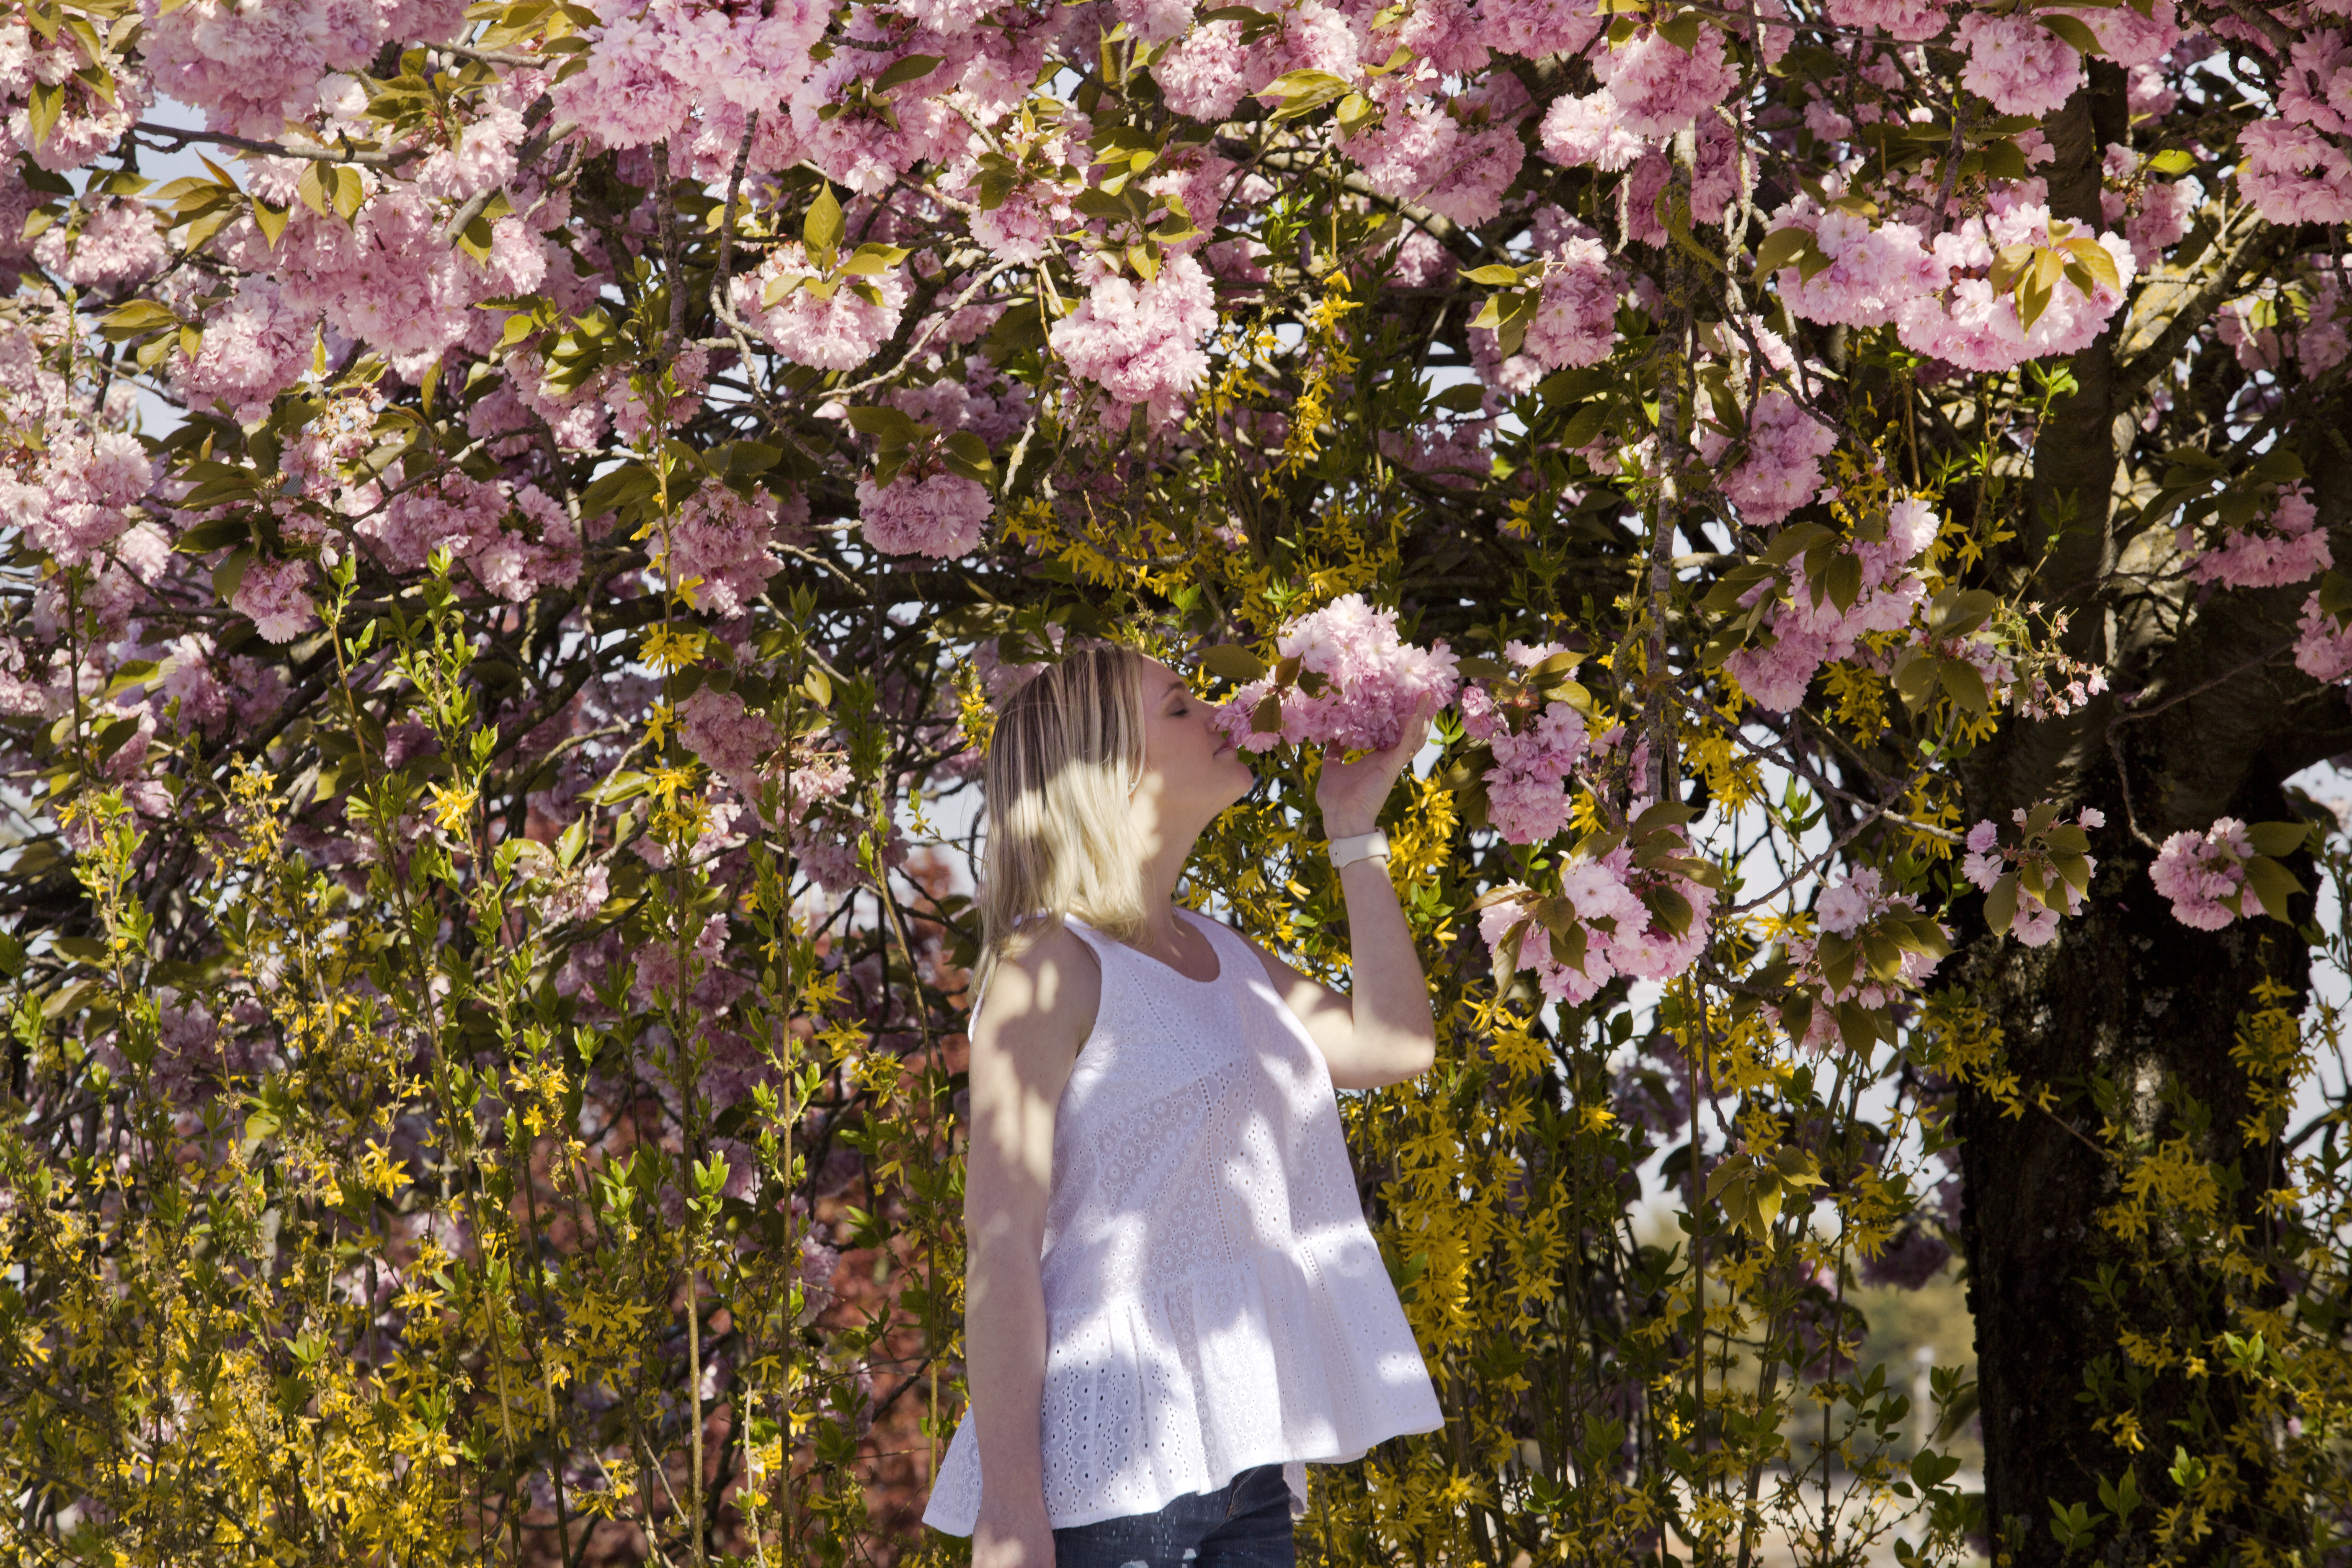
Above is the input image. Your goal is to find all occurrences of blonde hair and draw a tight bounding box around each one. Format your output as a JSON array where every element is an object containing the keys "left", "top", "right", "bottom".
[{"left": 975, "top": 644, "right": 1151, "bottom": 993}]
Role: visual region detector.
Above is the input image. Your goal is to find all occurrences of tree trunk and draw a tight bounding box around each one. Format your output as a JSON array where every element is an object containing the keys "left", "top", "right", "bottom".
[
  {"left": 1947, "top": 58, "right": 2352, "bottom": 1563},
  {"left": 1953, "top": 766, "right": 2305, "bottom": 1564}
]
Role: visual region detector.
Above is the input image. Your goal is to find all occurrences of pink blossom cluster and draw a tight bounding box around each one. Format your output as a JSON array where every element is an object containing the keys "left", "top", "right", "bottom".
[
  {"left": 855, "top": 472, "right": 993, "bottom": 560},
  {"left": 2181, "top": 485, "right": 2329, "bottom": 590},
  {"left": 2293, "top": 593, "right": 2352, "bottom": 683},
  {"left": 1591, "top": 26, "right": 1741, "bottom": 139},
  {"left": 1961, "top": 808, "right": 2103, "bottom": 947},
  {"left": 1047, "top": 253, "right": 1219, "bottom": 426},
  {"left": 1955, "top": 11, "right": 2083, "bottom": 117},
  {"left": 230, "top": 559, "right": 319, "bottom": 645},
  {"left": 2236, "top": 29, "right": 2352, "bottom": 226},
  {"left": 1458, "top": 643, "right": 1592, "bottom": 845},
  {"left": 1781, "top": 865, "right": 1948, "bottom": 1050},
  {"left": 0, "top": 427, "right": 152, "bottom": 567},
  {"left": 1826, "top": 0, "right": 1949, "bottom": 41},
  {"left": 2, "top": 8, "right": 150, "bottom": 170},
  {"left": 1766, "top": 195, "right": 2136, "bottom": 374},
  {"left": 29, "top": 197, "right": 168, "bottom": 288},
  {"left": 549, "top": 0, "right": 829, "bottom": 150},
  {"left": 1903, "top": 202, "right": 2137, "bottom": 371},
  {"left": 2101, "top": 145, "right": 2195, "bottom": 270},
  {"left": 663, "top": 486, "right": 797, "bottom": 618},
  {"left": 731, "top": 242, "right": 910, "bottom": 371},
  {"left": 141, "top": 0, "right": 459, "bottom": 139},
  {"left": 1704, "top": 390, "right": 1842, "bottom": 527},
  {"left": 1216, "top": 594, "right": 1460, "bottom": 753},
  {"left": 1511, "top": 231, "right": 1620, "bottom": 374},
  {"left": 2218, "top": 272, "right": 2352, "bottom": 376},
  {"left": 2148, "top": 818, "right": 2255, "bottom": 930},
  {"left": 1480, "top": 843, "right": 1718, "bottom": 1005},
  {"left": 679, "top": 687, "right": 780, "bottom": 802},
  {"left": 1725, "top": 496, "right": 1940, "bottom": 712},
  {"left": 357, "top": 471, "right": 580, "bottom": 603}
]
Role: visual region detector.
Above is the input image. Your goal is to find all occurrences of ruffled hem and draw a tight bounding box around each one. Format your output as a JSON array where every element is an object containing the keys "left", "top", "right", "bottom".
[{"left": 921, "top": 1235, "right": 1441, "bottom": 1536}]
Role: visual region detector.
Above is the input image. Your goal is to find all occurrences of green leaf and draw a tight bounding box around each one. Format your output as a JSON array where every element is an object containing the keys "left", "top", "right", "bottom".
[
  {"left": 1654, "top": 9, "right": 1704, "bottom": 50},
  {"left": 941, "top": 431, "right": 995, "bottom": 480},
  {"left": 2247, "top": 448, "right": 2306, "bottom": 485},
  {"left": 1200, "top": 644, "right": 1268, "bottom": 683},
  {"left": 873, "top": 53, "right": 943, "bottom": 91},
  {"left": 1264, "top": 69, "right": 1352, "bottom": 121},
  {"left": 213, "top": 546, "right": 255, "bottom": 604},
  {"left": 1816, "top": 933, "right": 1857, "bottom": 996},
  {"left": 803, "top": 182, "right": 843, "bottom": 264},
  {"left": 2243, "top": 855, "right": 2303, "bottom": 923},
  {"left": 1911, "top": 1449, "right": 1963, "bottom": 1489},
  {"left": 842, "top": 405, "right": 918, "bottom": 441},
  {"left": 250, "top": 197, "right": 291, "bottom": 249},
  {"left": 2037, "top": 12, "right": 2105, "bottom": 53},
  {"left": 1462, "top": 263, "right": 1526, "bottom": 285},
  {"left": 2146, "top": 147, "right": 2195, "bottom": 175},
  {"left": 99, "top": 300, "right": 179, "bottom": 340},
  {"left": 1753, "top": 225, "right": 1818, "bottom": 278},
  {"left": 1937, "top": 658, "right": 1990, "bottom": 717},
  {"left": 2246, "top": 820, "right": 2309, "bottom": 858},
  {"left": 26, "top": 81, "right": 64, "bottom": 149},
  {"left": 840, "top": 241, "right": 911, "bottom": 276},
  {"left": 1820, "top": 552, "right": 1863, "bottom": 614}
]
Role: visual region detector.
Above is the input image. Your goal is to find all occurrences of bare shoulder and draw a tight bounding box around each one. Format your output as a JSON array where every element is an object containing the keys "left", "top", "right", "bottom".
[{"left": 971, "top": 921, "right": 1103, "bottom": 1076}]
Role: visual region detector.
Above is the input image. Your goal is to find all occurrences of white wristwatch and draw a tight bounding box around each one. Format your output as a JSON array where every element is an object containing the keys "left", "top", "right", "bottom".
[{"left": 1328, "top": 828, "right": 1390, "bottom": 869}]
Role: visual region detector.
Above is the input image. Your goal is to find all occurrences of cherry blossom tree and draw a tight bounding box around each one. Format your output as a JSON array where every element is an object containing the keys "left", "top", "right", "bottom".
[{"left": 5, "top": 0, "right": 2352, "bottom": 1561}]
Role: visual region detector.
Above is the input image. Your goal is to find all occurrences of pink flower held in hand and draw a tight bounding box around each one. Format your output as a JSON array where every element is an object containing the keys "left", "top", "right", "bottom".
[{"left": 1215, "top": 593, "right": 1461, "bottom": 753}]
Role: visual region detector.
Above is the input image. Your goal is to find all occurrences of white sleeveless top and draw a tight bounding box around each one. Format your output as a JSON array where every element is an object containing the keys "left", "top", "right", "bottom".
[{"left": 921, "top": 908, "right": 1443, "bottom": 1535}]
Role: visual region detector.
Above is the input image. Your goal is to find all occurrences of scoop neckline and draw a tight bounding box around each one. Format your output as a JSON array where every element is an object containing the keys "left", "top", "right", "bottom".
[{"left": 1070, "top": 908, "right": 1224, "bottom": 986}]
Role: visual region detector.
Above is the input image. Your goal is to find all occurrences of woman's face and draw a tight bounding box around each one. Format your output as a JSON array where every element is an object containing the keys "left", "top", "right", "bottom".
[{"left": 1133, "top": 657, "right": 1255, "bottom": 832}]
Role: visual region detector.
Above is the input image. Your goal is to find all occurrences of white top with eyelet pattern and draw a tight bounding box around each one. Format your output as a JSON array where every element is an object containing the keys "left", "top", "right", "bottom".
[{"left": 922, "top": 908, "right": 1443, "bottom": 1535}]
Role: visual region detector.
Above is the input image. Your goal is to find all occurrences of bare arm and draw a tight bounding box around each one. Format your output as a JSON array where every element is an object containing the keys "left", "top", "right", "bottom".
[
  {"left": 962, "top": 926, "right": 1099, "bottom": 1568},
  {"left": 1249, "top": 695, "right": 1439, "bottom": 1091}
]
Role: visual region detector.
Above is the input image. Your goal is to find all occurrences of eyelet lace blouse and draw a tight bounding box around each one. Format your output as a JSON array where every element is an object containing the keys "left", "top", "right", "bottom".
[{"left": 923, "top": 908, "right": 1443, "bottom": 1536}]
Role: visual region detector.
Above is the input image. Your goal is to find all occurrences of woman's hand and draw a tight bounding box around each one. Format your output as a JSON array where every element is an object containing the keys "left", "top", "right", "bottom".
[
  {"left": 973, "top": 1500, "right": 1056, "bottom": 1568},
  {"left": 1316, "top": 691, "right": 1436, "bottom": 838}
]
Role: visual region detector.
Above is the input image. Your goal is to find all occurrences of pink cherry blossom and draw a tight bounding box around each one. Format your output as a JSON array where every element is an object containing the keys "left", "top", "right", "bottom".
[
  {"left": 1955, "top": 11, "right": 2083, "bottom": 118},
  {"left": 2181, "top": 485, "right": 2329, "bottom": 590},
  {"left": 1826, "top": 0, "right": 1950, "bottom": 41},
  {"left": 2294, "top": 592, "right": 2352, "bottom": 683},
  {"left": 855, "top": 472, "right": 993, "bottom": 559},
  {"left": 1539, "top": 89, "right": 1650, "bottom": 172},
  {"left": 2149, "top": 819, "right": 2255, "bottom": 930},
  {"left": 731, "top": 242, "right": 910, "bottom": 371},
  {"left": 1591, "top": 24, "right": 1740, "bottom": 139},
  {"left": 1217, "top": 594, "right": 1460, "bottom": 754},
  {"left": 2237, "top": 123, "right": 2352, "bottom": 226},
  {"left": 31, "top": 197, "right": 167, "bottom": 287},
  {"left": 230, "top": 558, "right": 319, "bottom": 645},
  {"left": 1047, "top": 253, "right": 1218, "bottom": 425},
  {"left": 664, "top": 486, "right": 795, "bottom": 617}
]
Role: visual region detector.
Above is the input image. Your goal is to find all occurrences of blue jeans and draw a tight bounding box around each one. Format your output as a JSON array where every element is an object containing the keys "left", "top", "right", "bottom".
[{"left": 1052, "top": 1463, "right": 1296, "bottom": 1568}]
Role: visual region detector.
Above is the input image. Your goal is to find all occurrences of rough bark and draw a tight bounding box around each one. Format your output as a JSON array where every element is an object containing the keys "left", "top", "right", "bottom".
[
  {"left": 1954, "top": 767, "right": 2306, "bottom": 1564},
  {"left": 1950, "top": 64, "right": 2352, "bottom": 1565}
]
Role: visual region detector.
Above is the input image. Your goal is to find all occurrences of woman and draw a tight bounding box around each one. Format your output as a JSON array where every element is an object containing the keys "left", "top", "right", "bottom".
[{"left": 921, "top": 644, "right": 1445, "bottom": 1567}]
